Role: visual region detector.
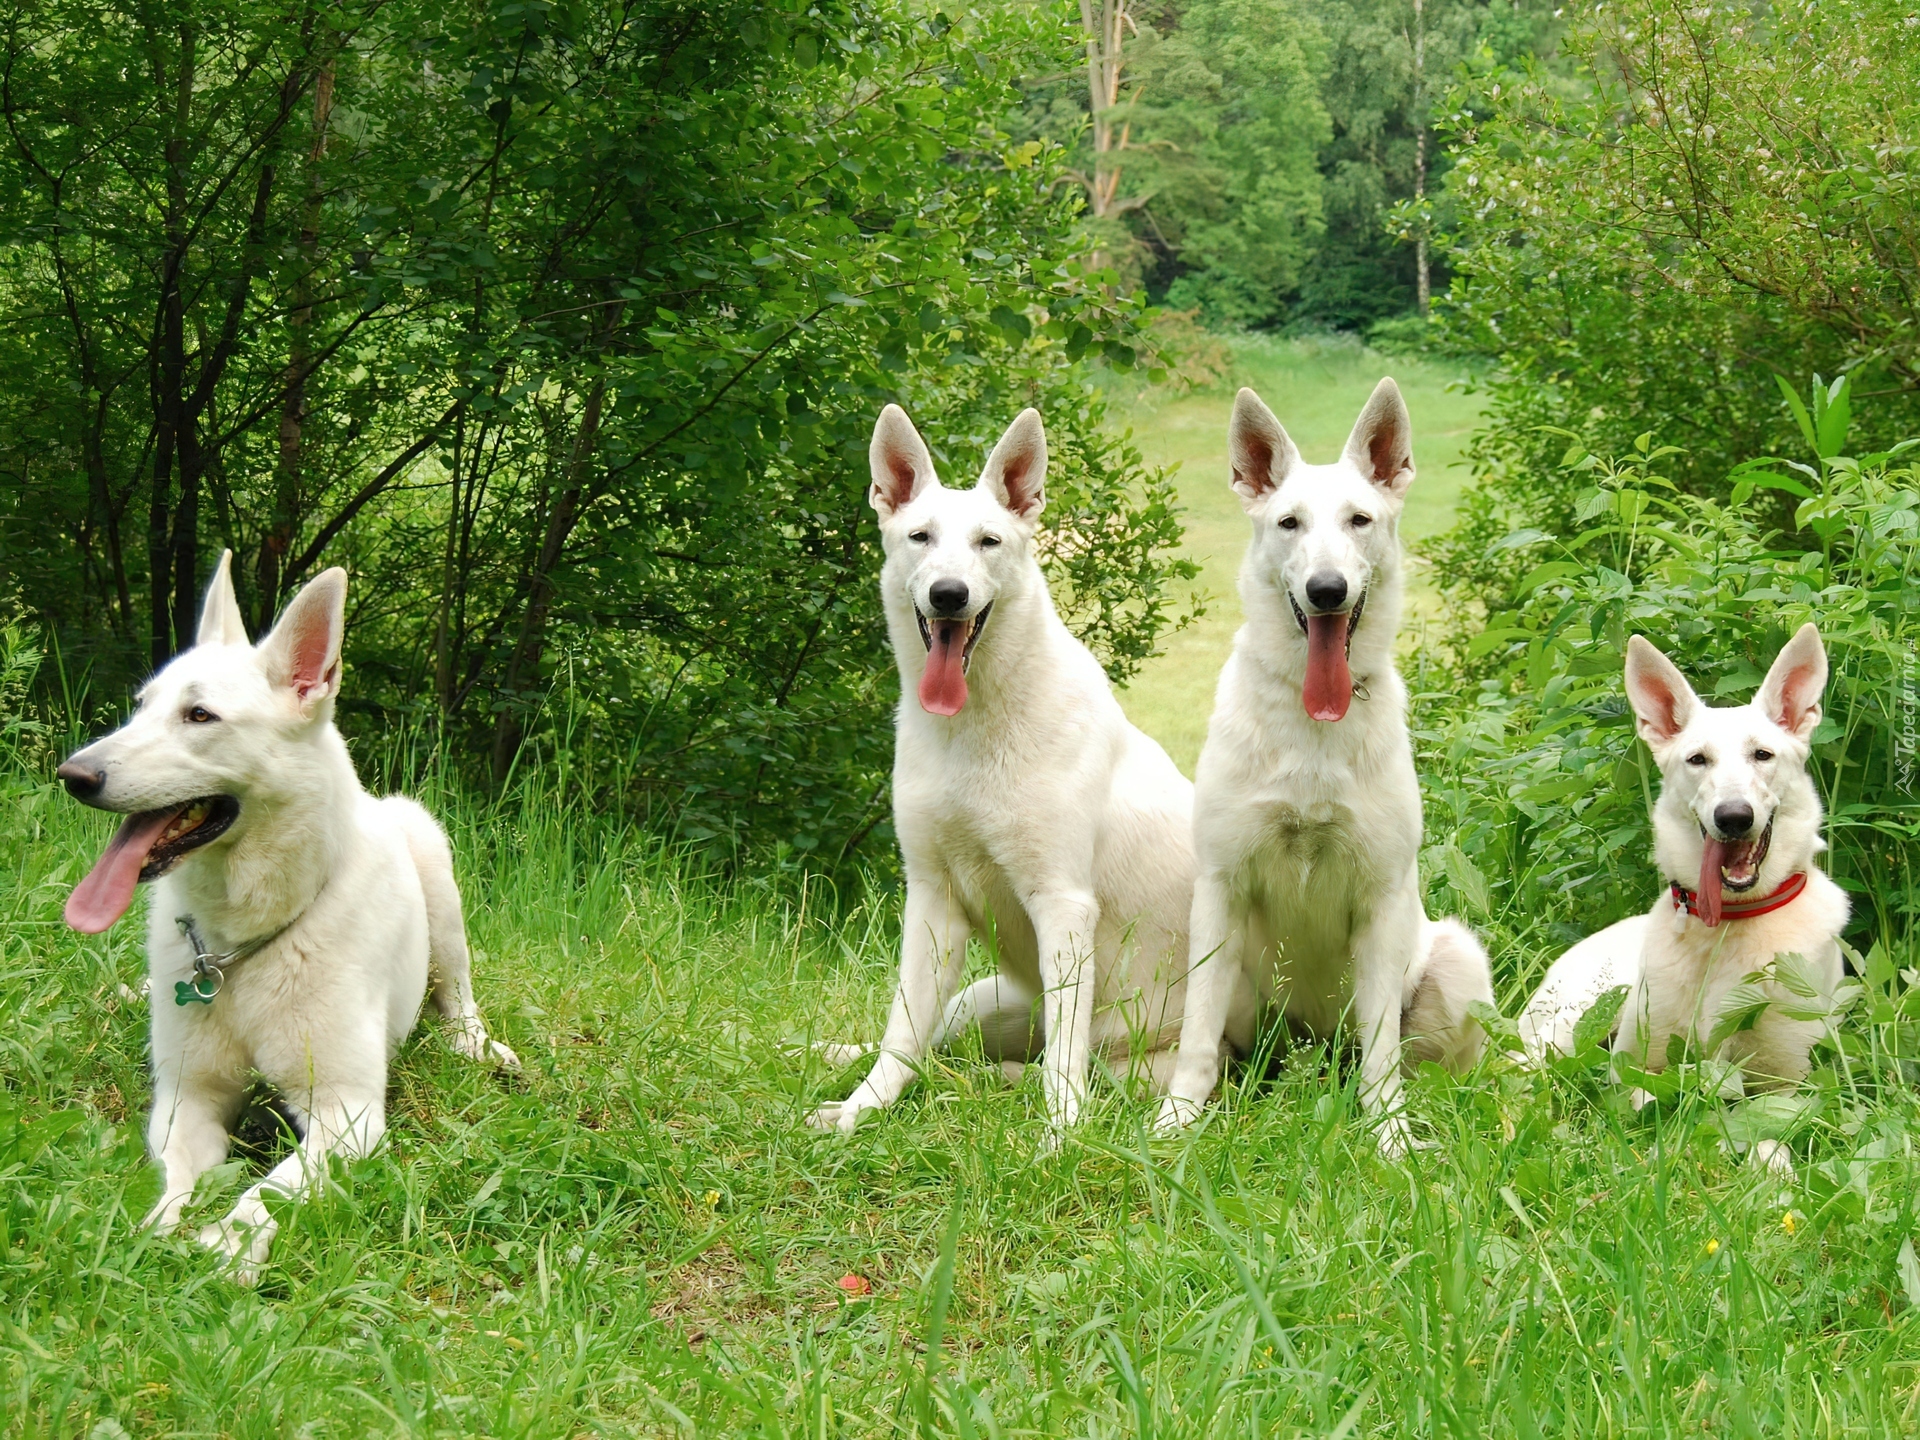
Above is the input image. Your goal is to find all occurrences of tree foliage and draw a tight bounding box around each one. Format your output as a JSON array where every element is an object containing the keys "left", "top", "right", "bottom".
[
  {"left": 0, "top": 0, "right": 1193, "bottom": 859},
  {"left": 1020, "top": 0, "right": 1554, "bottom": 329},
  {"left": 1436, "top": 0, "right": 1920, "bottom": 509}
]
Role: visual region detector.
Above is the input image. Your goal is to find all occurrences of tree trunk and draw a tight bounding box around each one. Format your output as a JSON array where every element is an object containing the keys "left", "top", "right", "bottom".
[
  {"left": 489, "top": 380, "right": 606, "bottom": 784},
  {"left": 256, "top": 62, "right": 334, "bottom": 632},
  {"left": 148, "top": 24, "right": 196, "bottom": 666},
  {"left": 1412, "top": 0, "right": 1430, "bottom": 317},
  {"left": 1079, "top": 0, "right": 1133, "bottom": 221}
]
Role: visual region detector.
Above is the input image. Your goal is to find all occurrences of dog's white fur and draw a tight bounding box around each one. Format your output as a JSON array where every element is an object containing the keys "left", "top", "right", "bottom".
[
  {"left": 1154, "top": 382, "right": 1493, "bottom": 1153},
  {"left": 1520, "top": 627, "right": 1847, "bottom": 1172},
  {"left": 60, "top": 553, "right": 514, "bottom": 1280},
  {"left": 807, "top": 405, "right": 1195, "bottom": 1138}
]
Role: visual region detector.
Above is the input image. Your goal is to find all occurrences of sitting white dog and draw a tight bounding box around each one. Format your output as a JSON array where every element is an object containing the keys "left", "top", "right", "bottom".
[
  {"left": 1519, "top": 625, "right": 1849, "bottom": 1172},
  {"left": 58, "top": 553, "right": 515, "bottom": 1279}
]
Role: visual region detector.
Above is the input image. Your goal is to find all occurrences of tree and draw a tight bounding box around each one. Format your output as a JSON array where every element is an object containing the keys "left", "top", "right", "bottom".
[
  {"left": 1436, "top": 0, "right": 1920, "bottom": 501},
  {"left": 0, "top": 0, "right": 1194, "bottom": 859}
]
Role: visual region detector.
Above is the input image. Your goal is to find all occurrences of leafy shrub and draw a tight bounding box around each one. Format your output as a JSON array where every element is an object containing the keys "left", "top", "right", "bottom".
[{"left": 1434, "top": 0, "right": 1920, "bottom": 496}]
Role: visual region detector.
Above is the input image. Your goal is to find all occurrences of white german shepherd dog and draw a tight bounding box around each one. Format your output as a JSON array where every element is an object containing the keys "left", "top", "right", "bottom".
[
  {"left": 1154, "top": 382, "right": 1493, "bottom": 1153},
  {"left": 58, "top": 553, "right": 516, "bottom": 1280},
  {"left": 808, "top": 405, "right": 1195, "bottom": 1139},
  {"left": 1519, "top": 626, "right": 1846, "bottom": 1169}
]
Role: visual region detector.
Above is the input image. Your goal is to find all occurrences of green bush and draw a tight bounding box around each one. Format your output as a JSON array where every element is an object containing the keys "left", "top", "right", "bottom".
[{"left": 1434, "top": 0, "right": 1920, "bottom": 495}]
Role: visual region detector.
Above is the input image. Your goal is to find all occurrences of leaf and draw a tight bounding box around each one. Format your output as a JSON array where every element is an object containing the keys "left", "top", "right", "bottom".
[
  {"left": 470, "top": 1170, "right": 505, "bottom": 1208},
  {"left": 1816, "top": 374, "right": 1851, "bottom": 459},
  {"left": 1573, "top": 986, "right": 1629, "bottom": 1054},
  {"left": 1705, "top": 982, "right": 1774, "bottom": 1055},
  {"left": 1900, "top": 1237, "right": 1920, "bottom": 1310},
  {"left": 1777, "top": 373, "right": 1818, "bottom": 455},
  {"left": 988, "top": 305, "right": 1030, "bottom": 340},
  {"left": 1441, "top": 844, "right": 1491, "bottom": 915},
  {"left": 1516, "top": 561, "right": 1586, "bottom": 596},
  {"left": 1468, "top": 999, "right": 1519, "bottom": 1048},
  {"left": 1493, "top": 528, "right": 1551, "bottom": 551},
  {"left": 1719, "top": 1092, "right": 1815, "bottom": 1145}
]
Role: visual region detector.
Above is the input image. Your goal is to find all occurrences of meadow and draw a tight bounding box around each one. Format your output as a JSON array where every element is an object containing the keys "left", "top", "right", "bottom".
[{"left": 7, "top": 349, "right": 1920, "bottom": 1435}]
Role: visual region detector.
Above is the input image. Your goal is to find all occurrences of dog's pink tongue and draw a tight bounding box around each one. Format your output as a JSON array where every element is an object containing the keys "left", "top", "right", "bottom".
[
  {"left": 919, "top": 620, "right": 969, "bottom": 716},
  {"left": 1302, "top": 613, "right": 1352, "bottom": 722},
  {"left": 1696, "top": 837, "right": 1727, "bottom": 928},
  {"left": 64, "top": 808, "right": 179, "bottom": 934}
]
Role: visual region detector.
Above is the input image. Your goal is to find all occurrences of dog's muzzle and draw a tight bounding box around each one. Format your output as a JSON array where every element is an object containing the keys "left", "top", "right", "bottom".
[
  {"left": 1287, "top": 588, "right": 1367, "bottom": 655},
  {"left": 915, "top": 602, "right": 993, "bottom": 670}
]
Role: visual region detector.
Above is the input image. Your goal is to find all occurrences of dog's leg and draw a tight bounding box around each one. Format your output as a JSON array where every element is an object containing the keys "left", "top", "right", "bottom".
[
  {"left": 144, "top": 1063, "right": 245, "bottom": 1233},
  {"left": 1155, "top": 872, "right": 1241, "bottom": 1132},
  {"left": 1353, "top": 888, "right": 1423, "bottom": 1158},
  {"left": 1400, "top": 918, "right": 1495, "bottom": 1073},
  {"left": 198, "top": 1092, "right": 386, "bottom": 1285},
  {"left": 1610, "top": 977, "right": 1659, "bottom": 1107},
  {"left": 938, "top": 974, "right": 1042, "bottom": 1086},
  {"left": 1028, "top": 889, "right": 1102, "bottom": 1140},
  {"left": 402, "top": 806, "right": 519, "bottom": 1070},
  {"left": 808, "top": 876, "right": 970, "bottom": 1133},
  {"left": 937, "top": 974, "right": 1042, "bottom": 1059}
]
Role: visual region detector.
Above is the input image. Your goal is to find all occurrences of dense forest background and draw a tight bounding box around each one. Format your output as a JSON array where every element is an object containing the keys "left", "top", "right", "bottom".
[{"left": 6, "top": 0, "right": 1919, "bottom": 878}]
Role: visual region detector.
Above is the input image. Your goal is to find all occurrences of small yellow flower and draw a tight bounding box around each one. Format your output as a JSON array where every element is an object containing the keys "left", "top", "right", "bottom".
[
  {"left": 704, "top": 1189, "right": 721, "bottom": 1208},
  {"left": 1783, "top": 1212, "right": 1797, "bottom": 1235},
  {"left": 1706, "top": 1238, "right": 1721, "bottom": 1255}
]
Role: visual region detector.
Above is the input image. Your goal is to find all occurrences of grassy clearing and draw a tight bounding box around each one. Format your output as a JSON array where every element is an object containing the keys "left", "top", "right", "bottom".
[
  {"left": 7, "top": 721, "right": 1920, "bottom": 1435},
  {"left": 1114, "top": 334, "right": 1485, "bottom": 773}
]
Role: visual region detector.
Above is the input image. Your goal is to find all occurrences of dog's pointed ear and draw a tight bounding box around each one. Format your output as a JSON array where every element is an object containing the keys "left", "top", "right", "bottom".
[
  {"left": 870, "top": 405, "right": 938, "bottom": 518},
  {"left": 1625, "top": 635, "right": 1699, "bottom": 746},
  {"left": 980, "top": 408, "right": 1046, "bottom": 520},
  {"left": 196, "top": 549, "right": 250, "bottom": 648},
  {"left": 1343, "top": 378, "right": 1415, "bottom": 498},
  {"left": 1228, "top": 388, "right": 1298, "bottom": 509},
  {"left": 1757, "top": 623, "right": 1827, "bottom": 740},
  {"left": 260, "top": 568, "right": 347, "bottom": 711}
]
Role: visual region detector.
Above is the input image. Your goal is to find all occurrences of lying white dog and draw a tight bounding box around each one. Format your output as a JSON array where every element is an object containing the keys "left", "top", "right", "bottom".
[
  {"left": 1519, "top": 626, "right": 1848, "bottom": 1169},
  {"left": 58, "top": 553, "right": 515, "bottom": 1279},
  {"left": 808, "top": 405, "right": 1195, "bottom": 1139},
  {"left": 1155, "top": 382, "right": 1494, "bottom": 1153}
]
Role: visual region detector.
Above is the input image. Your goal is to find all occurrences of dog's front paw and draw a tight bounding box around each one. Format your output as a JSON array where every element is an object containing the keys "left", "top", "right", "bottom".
[
  {"left": 806, "top": 1100, "right": 871, "bottom": 1134},
  {"left": 1374, "top": 1115, "right": 1416, "bottom": 1161},
  {"left": 1153, "top": 1094, "right": 1203, "bottom": 1135},
  {"left": 451, "top": 1026, "right": 520, "bottom": 1070},
  {"left": 1751, "top": 1138, "right": 1797, "bottom": 1181},
  {"left": 141, "top": 1192, "right": 191, "bottom": 1235},
  {"left": 196, "top": 1214, "right": 273, "bottom": 1286}
]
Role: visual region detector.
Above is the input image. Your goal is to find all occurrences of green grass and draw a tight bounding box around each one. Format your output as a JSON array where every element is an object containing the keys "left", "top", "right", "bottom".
[
  {"left": 7, "top": 724, "right": 1920, "bottom": 1435},
  {"left": 1114, "top": 334, "right": 1486, "bottom": 773}
]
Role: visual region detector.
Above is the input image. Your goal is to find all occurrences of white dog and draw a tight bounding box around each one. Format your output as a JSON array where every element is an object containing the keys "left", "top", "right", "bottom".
[
  {"left": 58, "top": 553, "right": 515, "bottom": 1280},
  {"left": 1518, "top": 627, "right": 1847, "bottom": 1169},
  {"left": 1154, "top": 382, "right": 1494, "bottom": 1153},
  {"left": 807, "top": 405, "right": 1196, "bottom": 1139}
]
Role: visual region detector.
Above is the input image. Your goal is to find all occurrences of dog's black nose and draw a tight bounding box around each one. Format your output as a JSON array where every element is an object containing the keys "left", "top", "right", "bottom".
[
  {"left": 56, "top": 760, "right": 105, "bottom": 801},
  {"left": 1714, "top": 800, "right": 1756, "bottom": 837},
  {"left": 928, "top": 578, "right": 969, "bottom": 616},
  {"left": 1304, "top": 571, "right": 1348, "bottom": 612}
]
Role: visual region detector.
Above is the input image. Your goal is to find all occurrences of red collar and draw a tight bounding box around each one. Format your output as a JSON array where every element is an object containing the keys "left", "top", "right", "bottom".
[{"left": 1670, "top": 870, "right": 1808, "bottom": 927}]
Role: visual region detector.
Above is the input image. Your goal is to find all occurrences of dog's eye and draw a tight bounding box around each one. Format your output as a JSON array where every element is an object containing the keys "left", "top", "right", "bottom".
[
  {"left": 1351, "top": 513, "right": 1373, "bottom": 528},
  {"left": 1686, "top": 752, "right": 1708, "bottom": 767},
  {"left": 1753, "top": 748, "right": 1774, "bottom": 763},
  {"left": 979, "top": 534, "right": 1001, "bottom": 548},
  {"left": 908, "top": 530, "right": 929, "bottom": 544},
  {"left": 185, "top": 705, "right": 219, "bottom": 724},
  {"left": 1278, "top": 516, "right": 1299, "bottom": 531}
]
